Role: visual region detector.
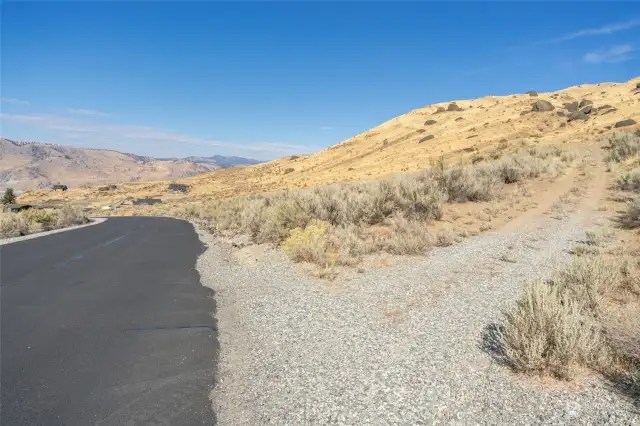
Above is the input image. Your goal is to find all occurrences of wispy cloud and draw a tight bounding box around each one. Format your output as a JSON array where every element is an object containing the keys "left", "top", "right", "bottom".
[
  {"left": 553, "top": 19, "right": 640, "bottom": 43},
  {"left": 0, "top": 112, "right": 314, "bottom": 156},
  {"left": 1, "top": 97, "right": 30, "bottom": 105},
  {"left": 68, "top": 108, "right": 110, "bottom": 116},
  {"left": 583, "top": 44, "right": 634, "bottom": 64}
]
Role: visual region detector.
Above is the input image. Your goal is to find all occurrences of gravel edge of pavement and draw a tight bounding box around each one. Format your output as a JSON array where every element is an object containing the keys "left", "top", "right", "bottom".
[
  {"left": 190, "top": 208, "right": 640, "bottom": 425},
  {"left": 0, "top": 217, "right": 108, "bottom": 246}
]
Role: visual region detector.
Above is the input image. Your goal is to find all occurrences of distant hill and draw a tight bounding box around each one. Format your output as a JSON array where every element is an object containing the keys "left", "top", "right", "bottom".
[
  {"left": 0, "top": 139, "right": 261, "bottom": 191},
  {"left": 158, "top": 155, "right": 262, "bottom": 167},
  {"left": 19, "top": 77, "right": 640, "bottom": 204}
]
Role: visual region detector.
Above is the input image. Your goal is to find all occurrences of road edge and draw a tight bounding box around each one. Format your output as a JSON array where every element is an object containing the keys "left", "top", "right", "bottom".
[{"left": 0, "top": 217, "right": 108, "bottom": 246}]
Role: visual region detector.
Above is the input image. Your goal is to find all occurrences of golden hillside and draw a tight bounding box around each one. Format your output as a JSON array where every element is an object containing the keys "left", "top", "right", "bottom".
[{"left": 20, "top": 78, "right": 639, "bottom": 207}]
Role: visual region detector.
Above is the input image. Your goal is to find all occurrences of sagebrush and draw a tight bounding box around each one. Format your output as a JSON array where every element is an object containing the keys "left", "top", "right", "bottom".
[
  {"left": 172, "top": 146, "right": 573, "bottom": 267},
  {"left": 0, "top": 205, "right": 89, "bottom": 238}
]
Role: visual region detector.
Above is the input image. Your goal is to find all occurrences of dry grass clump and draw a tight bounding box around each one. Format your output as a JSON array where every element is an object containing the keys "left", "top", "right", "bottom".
[
  {"left": 605, "top": 132, "right": 640, "bottom": 163},
  {"left": 0, "top": 205, "right": 89, "bottom": 239},
  {"left": 496, "top": 255, "right": 638, "bottom": 380},
  {"left": 174, "top": 146, "right": 573, "bottom": 269},
  {"left": 616, "top": 169, "right": 640, "bottom": 192},
  {"left": 494, "top": 223, "right": 640, "bottom": 401},
  {"left": 498, "top": 279, "right": 604, "bottom": 379}
]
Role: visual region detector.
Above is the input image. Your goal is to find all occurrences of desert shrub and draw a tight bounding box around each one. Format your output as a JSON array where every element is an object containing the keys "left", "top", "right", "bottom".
[
  {"left": 175, "top": 144, "right": 573, "bottom": 269},
  {"left": 55, "top": 204, "right": 89, "bottom": 228},
  {"left": 281, "top": 220, "right": 332, "bottom": 265},
  {"left": 0, "top": 214, "right": 28, "bottom": 238},
  {"left": 496, "top": 254, "right": 636, "bottom": 380},
  {"left": 0, "top": 204, "right": 88, "bottom": 239},
  {"left": 435, "top": 227, "right": 455, "bottom": 246},
  {"left": 436, "top": 164, "right": 502, "bottom": 202},
  {"left": 391, "top": 175, "right": 445, "bottom": 221},
  {"left": 370, "top": 215, "right": 432, "bottom": 255},
  {"left": 498, "top": 281, "right": 603, "bottom": 379},
  {"left": 606, "top": 132, "right": 640, "bottom": 163},
  {"left": 556, "top": 257, "right": 621, "bottom": 312},
  {"left": 618, "top": 198, "right": 640, "bottom": 229},
  {"left": 616, "top": 169, "right": 640, "bottom": 192},
  {"left": 23, "top": 209, "right": 58, "bottom": 231},
  {"left": 327, "top": 225, "right": 367, "bottom": 266},
  {"left": 256, "top": 195, "right": 314, "bottom": 243}
]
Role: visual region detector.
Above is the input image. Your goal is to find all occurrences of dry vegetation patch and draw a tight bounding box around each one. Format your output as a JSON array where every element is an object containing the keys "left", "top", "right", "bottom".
[
  {"left": 492, "top": 133, "right": 640, "bottom": 403},
  {"left": 164, "top": 145, "right": 575, "bottom": 275},
  {"left": 0, "top": 205, "right": 89, "bottom": 239}
]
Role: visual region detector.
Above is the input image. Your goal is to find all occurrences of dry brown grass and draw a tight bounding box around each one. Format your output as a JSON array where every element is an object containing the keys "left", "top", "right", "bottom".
[
  {"left": 605, "top": 131, "right": 640, "bottom": 163},
  {"left": 0, "top": 205, "right": 89, "bottom": 238},
  {"left": 166, "top": 146, "right": 573, "bottom": 271}
]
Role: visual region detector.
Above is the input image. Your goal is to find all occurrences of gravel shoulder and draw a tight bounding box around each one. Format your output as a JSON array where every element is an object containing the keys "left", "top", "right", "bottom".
[{"left": 194, "top": 162, "right": 639, "bottom": 425}]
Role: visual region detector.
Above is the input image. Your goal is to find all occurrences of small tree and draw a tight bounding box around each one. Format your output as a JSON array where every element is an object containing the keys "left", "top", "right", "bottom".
[{"left": 2, "top": 188, "right": 16, "bottom": 205}]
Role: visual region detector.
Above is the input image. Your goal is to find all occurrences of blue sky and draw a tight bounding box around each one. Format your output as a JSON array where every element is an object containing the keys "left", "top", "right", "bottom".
[{"left": 1, "top": 2, "right": 639, "bottom": 160}]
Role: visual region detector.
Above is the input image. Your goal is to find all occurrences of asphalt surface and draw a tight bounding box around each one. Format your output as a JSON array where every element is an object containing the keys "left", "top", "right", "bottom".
[{"left": 1, "top": 217, "right": 218, "bottom": 425}]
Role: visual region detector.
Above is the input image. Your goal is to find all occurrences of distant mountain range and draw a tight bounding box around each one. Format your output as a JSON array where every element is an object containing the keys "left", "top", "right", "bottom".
[
  {"left": 0, "top": 138, "right": 261, "bottom": 192},
  {"left": 157, "top": 155, "right": 262, "bottom": 167}
]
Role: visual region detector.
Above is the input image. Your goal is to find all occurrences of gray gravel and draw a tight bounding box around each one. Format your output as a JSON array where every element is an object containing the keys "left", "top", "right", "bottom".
[{"left": 195, "top": 204, "right": 639, "bottom": 424}]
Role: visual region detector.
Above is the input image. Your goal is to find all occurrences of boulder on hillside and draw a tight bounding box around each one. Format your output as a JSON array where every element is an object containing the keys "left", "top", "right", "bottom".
[
  {"left": 416, "top": 129, "right": 426, "bottom": 134},
  {"left": 556, "top": 111, "right": 566, "bottom": 117},
  {"left": 424, "top": 119, "right": 437, "bottom": 125},
  {"left": 579, "top": 99, "right": 593, "bottom": 108},
  {"left": 636, "top": 82, "right": 640, "bottom": 89},
  {"left": 419, "top": 135, "right": 435, "bottom": 143},
  {"left": 434, "top": 107, "right": 446, "bottom": 114},
  {"left": 580, "top": 105, "right": 592, "bottom": 115},
  {"left": 526, "top": 90, "right": 538, "bottom": 97},
  {"left": 531, "top": 100, "right": 555, "bottom": 112},
  {"left": 564, "top": 101, "right": 579, "bottom": 112},
  {"left": 447, "top": 103, "right": 463, "bottom": 112},
  {"left": 615, "top": 119, "right": 637, "bottom": 128},
  {"left": 567, "top": 111, "right": 589, "bottom": 122},
  {"left": 455, "top": 117, "right": 465, "bottom": 121}
]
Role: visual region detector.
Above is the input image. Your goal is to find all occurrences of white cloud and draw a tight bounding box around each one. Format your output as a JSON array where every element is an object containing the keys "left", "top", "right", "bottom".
[
  {"left": 0, "top": 112, "right": 314, "bottom": 156},
  {"left": 68, "top": 108, "right": 110, "bottom": 116},
  {"left": 554, "top": 19, "right": 640, "bottom": 42},
  {"left": 583, "top": 44, "right": 634, "bottom": 64},
  {"left": 1, "top": 97, "right": 30, "bottom": 105}
]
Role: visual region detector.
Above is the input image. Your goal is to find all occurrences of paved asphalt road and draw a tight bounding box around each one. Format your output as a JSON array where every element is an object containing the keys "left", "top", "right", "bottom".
[{"left": 1, "top": 217, "right": 218, "bottom": 425}]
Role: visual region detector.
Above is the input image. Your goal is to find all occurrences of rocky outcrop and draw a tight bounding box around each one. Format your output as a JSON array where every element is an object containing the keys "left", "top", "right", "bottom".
[
  {"left": 531, "top": 100, "right": 555, "bottom": 112},
  {"left": 615, "top": 119, "right": 637, "bottom": 128}
]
